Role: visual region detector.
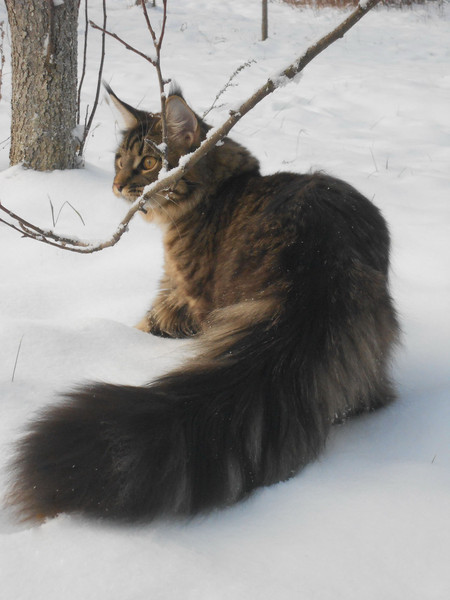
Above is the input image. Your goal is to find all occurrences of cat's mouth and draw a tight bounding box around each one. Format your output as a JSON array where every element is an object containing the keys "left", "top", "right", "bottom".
[
  {"left": 113, "top": 184, "right": 145, "bottom": 202},
  {"left": 113, "top": 186, "right": 173, "bottom": 220}
]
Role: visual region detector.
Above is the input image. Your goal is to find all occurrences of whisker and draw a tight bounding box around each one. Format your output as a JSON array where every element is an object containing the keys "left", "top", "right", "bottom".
[
  {"left": 166, "top": 195, "right": 183, "bottom": 209},
  {"left": 157, "top": 192, "right": 183, "bottom": 211},
  {"left": 151, "top": 198, "right": 183, "bottom": 242}
]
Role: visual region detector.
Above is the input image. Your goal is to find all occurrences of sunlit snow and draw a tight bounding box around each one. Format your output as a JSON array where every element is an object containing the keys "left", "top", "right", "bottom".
[{"left": 0, "top": 1, "right": 449, "bottom": 599}]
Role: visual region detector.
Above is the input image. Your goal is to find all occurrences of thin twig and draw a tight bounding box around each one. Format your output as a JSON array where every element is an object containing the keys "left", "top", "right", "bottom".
[
  {"left": 49, "top": 196, "right": 86, "bottom": 227},
  {"left": 91, "top": 2, "right": 169, "bottom": 164},
  {"left": 79, "top": 0, "right": 107, "bottom": 156},
  {"left": 141, "top": 0, "right": 169, "bottom": 168},
  {"left": 144, "top": 138, "right": 167, "bottom": 159},
  {"left": 138, "top": 0, "right": 383, "bottom": 200},
  {"left": 89, "top": 20, "right": 157, "bottom": 66},
  {"left": 11, "top": 335, "right": 24, "bottom": 383},
  {"left": 0, "top": 201, "right": 91, "bottom": 248},
  {"left": 77, "top": 0, "right": 89, "bottom": 123},
  {"left": 203, "top": 60, "right": 256, "bottom": 119},
  {"left": 141, "top": 0, "right": 158, "bottom": 46},
  {"left": 0, "top": 20, "right": 6, "bottom": 102},
  {"left": 49, "top": 196, "right": 56, "bottom": 227}
]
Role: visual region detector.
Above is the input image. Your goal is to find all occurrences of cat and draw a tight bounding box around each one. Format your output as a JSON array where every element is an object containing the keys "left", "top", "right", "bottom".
[{"left": 8, "top": 85, "right": 400, "bottom": 522}]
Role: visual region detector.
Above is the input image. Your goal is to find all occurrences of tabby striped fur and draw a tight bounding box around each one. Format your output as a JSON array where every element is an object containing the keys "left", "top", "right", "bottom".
[{"left": 8, "top": 87, "right": 399, "bottom": 521}]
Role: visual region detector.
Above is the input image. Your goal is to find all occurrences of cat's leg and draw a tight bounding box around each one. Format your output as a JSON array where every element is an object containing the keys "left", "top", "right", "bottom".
[
  {"left": 136, "top": 302, "right": 199, "bottom": 338},
  {"left": 136, "top": 279, "right": 200, "bottom": 338}
]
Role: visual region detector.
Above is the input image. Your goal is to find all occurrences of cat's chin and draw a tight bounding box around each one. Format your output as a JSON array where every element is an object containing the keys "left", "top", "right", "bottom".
[{"left": 119, "top": 190, "right": 144, "bottom": 203}]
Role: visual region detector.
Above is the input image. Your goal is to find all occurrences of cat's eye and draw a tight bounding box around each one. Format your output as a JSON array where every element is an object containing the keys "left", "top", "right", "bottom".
[
  {"left": 141, "top": 156, "right": 159, "bottom": 172},
  {"left": 116, "top": 156, "right": 123, "bottom": 169}
]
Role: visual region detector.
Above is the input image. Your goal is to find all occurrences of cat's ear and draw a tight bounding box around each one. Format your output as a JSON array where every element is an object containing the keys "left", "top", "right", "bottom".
[
  {"left": 165, "top": 95, "right": 200, "bottom": 151},
  {"left": 104, "top": 82, "right": 146, "bottom": 130}
]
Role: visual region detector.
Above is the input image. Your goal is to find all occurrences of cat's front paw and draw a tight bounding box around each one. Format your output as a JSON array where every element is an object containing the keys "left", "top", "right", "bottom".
[
  {"left": 135, "top": 316, "right": 178, "bottom": 338},
  {"left": 135, "top": 308, "right": 199, "bottom": 339}
]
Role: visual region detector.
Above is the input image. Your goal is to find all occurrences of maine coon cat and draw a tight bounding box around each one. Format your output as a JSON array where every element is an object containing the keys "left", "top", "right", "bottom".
[{"left": 9, "top": 86, "right": 399, "bottom": 521}]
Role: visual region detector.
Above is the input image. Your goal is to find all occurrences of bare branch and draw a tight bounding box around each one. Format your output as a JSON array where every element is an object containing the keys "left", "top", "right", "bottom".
[
  {"left": 0, "top": 0, "right": 382, "bottom": 254},
  {"left": 203, "top": 59, "right": 257, "bottom": 119},
  {"left": 0, "top": 198, "right": 131, "bottom": 254},
  {"left": 92, "top": 2, "right": 170, "bottom": 165},
  {"left": 49, "top": 196, "right": 86, "bottom": 228},
  {"left": 78, "top": 0, "right": 107, "bottom": 157},
  {"left": 77, "top": 0, "right": 89, "bottom": 123},
  {"left": 11, "top": 335, "right": 24, "bottom": 383},
  {"left": 0, "top": 21, "right": 6, "bottom": 102},
  {"left": 0, "top": 200, "right": 92, "bottom": 250},
  {"left": 141, "top": 0, "right": 383, "bottom": 201},
  {"left": 141, "top": 0, "right": 169, "bottom": 168},
  {"left": 144, "top": 138, "right": 167, "bottom": 159},
  {"left": 141, "top": 0, "right": 158, "bottom": 46},
  {"left": 89, "top": 20, "right": 157, "bottom": 67}
]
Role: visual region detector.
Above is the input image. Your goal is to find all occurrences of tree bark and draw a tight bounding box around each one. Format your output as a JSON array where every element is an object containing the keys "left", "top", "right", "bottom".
[{"left": 5, "top": 0, "right": 79, "bottom": 170}]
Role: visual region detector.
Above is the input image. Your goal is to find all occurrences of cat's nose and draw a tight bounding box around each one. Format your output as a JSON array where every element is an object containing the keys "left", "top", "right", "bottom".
[{"left": 113, "top": 182, "right": 124, "bottom": 197}]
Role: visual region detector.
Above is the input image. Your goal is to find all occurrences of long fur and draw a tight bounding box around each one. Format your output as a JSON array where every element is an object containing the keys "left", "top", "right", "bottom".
[{"left": 8, "top": 92, "right": 399, "bottom": 522}]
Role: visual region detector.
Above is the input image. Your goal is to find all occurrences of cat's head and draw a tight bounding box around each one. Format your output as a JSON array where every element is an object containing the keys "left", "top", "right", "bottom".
[{"left": 106, "top": 84, "right": 205, "bottom": 203}]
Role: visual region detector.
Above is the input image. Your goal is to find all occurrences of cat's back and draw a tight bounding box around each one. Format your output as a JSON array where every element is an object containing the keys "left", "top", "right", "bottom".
[{"left": 231, "top": 170, "right": 391, "bottom": 276}]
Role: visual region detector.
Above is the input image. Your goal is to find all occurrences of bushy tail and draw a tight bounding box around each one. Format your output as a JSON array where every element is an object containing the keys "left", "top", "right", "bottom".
[{"left": 9, "top": 279, "right": 398, "bottom": 522}]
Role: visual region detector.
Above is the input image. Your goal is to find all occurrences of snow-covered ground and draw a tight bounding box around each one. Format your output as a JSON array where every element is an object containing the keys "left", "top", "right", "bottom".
[{"left": 0, "top": 1, "right": 449, "bottom": 598}]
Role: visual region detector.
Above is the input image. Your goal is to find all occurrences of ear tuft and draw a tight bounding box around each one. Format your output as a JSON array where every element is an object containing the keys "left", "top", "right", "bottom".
[
  {"left": 104, "top": 82, "right": 145, "bottom": 130},
  {"left": 167, "top": 81, "right": 184, "bottom": 99},
  {"left": 165, "top": 95, "right": 199, "bottom": 150}
]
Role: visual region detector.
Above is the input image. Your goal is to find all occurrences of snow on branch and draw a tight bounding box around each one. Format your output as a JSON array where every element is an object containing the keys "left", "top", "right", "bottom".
[
  {"left": 0, "top": 0, "right": 382, "bottom": 254},
  {"left": 0, "top": 199, "right": 127, "bottom": 254}
]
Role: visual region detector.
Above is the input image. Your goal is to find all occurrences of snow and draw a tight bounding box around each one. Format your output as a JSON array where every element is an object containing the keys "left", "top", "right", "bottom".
[{"left": 1, "top": 1, "right": 449, "bottom": 598}]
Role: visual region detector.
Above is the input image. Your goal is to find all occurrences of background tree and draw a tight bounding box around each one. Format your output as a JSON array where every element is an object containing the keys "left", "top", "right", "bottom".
[
  {"left": 0, "top": 19, "right": 5, "bottom": 102},
  {"left": 5, "top": 0, "right": 79, "bottom": 170},
  {"left": 262, "top": 0, "right": 268, "bottom": 41}
]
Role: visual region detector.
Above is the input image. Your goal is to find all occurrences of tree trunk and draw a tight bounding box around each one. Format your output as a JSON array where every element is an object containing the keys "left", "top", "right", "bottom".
[
  {"left": 262, "top": 0, "right": 268, "bottom": 42},
  {"left": 5, "top": 0, "right": 79, "bottom": 170}
]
